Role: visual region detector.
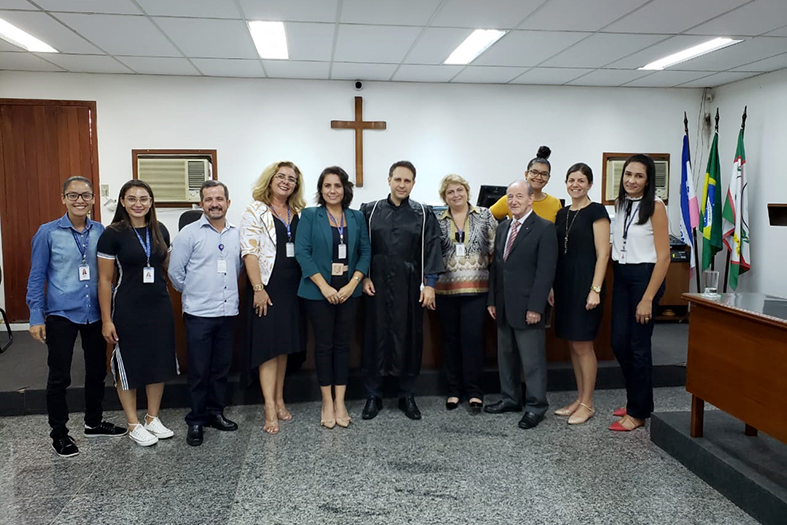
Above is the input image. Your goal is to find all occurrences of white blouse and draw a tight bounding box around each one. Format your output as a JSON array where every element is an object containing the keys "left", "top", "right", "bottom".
[
  {"left": 239, "top": 201, "right": 279, "bottom": 285},
  {"left": 611, "top": 198, "right": 660, "bottom": 264}
]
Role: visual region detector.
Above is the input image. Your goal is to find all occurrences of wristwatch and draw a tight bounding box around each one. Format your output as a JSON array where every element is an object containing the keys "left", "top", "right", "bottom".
[
  {"left": 590, "top": 285, "right": 601, "bottom": 293},
  {"left": 253, "top": 284, "right": 264, "bottom": 292}
]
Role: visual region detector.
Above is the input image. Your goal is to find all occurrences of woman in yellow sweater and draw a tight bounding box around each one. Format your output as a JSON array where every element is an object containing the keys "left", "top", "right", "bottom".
[{"left": 489, "top": 146, "right": 562, "bottom": 222}]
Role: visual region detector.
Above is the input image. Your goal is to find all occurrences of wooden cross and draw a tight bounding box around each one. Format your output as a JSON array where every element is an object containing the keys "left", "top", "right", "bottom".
[{"left": 330, "top": 96, "right": 386, "bottom": 187}]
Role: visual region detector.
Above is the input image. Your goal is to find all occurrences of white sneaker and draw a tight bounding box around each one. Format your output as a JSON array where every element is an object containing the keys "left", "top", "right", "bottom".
[
  {"left": 128, "top": 424, "right": 158, "bottom": 447},
  {"left": 143, "top": 415, "right": 174, "bottom": 439}
]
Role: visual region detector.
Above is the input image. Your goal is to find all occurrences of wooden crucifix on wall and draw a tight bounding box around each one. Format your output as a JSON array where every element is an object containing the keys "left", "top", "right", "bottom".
[{"left": 330, "top": 96, "right": 386, "bottom": 187}]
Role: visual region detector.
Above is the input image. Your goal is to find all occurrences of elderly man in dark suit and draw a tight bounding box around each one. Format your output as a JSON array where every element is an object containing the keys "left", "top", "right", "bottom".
[{"left": 485, "top": 179, "right": 558, "bottom": 429}]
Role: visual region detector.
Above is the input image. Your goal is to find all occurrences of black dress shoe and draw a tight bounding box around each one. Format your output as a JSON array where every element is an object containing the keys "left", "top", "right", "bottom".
[
  {"left": 362, "top": 396, "right": 382, "bottom": 420},
  {"left": 398, "top": 396, "right": 422, "bottom": 420},
  {"left": 484, "top": 400, "right": 522, "bottom": 414},
  {"left": 468, "top": 400, "right": 483, "bottom": 415},
  {"left": 518, "top": 411, "right": 544, "bottom": 429},
  {"left": 186, "top": 424, "right": 203, "bottom": 446},
  {"left": 208, "top": 414, "right": 238, "bottom": 431}
]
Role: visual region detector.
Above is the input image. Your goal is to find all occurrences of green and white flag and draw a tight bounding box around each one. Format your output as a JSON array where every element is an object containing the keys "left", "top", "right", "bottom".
[{"left": 722, "top": 127, "right": 750, "bottom": 289}]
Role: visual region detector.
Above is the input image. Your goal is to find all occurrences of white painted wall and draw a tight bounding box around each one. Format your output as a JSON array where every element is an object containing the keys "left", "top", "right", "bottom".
[
  {"left": 1, "top": 71, "right": 704, "bottom": 311},
  {"left": 710, "top": 68, "right": 787, "bottom": 297}
]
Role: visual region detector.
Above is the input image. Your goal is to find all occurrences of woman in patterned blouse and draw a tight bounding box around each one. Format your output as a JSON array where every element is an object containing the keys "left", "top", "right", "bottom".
[{"left": 435, "top": 174, "right": 498, "bottom": 413}]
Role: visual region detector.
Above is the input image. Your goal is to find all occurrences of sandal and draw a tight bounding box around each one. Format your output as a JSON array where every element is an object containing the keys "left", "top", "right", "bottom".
[
  {"left": 568, "top": 403, "right": 595, "bottom": 425},
  {"left": 276, "top": 406, "right": 293, "bottom": 421},
  {"left": 613, "top": 406, "right": 627, "bottom": 417},
  {"left": 263, "top": 417, "right": 279, "bottom": 434},
  {"left": 609, "top": 415, "right": 645, "bottom": 432},
  {"left": 554, "top": 401, "right": 579, "bottom": 417}
]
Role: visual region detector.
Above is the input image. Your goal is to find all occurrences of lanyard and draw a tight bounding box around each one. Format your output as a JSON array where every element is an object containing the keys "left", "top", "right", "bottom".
[
  {"left": 218, "top": 242, "right": 225, "bottom": 255},
  {"left": 449, "top": 207, "right": 469, "bottom": 243},
  {"left": 622, "top": 200, "right": 641, "bottom": 242},
  {"left": 71, "top": 227, "right": 90, "bottom": 264},
  {"left": 132, "top": 227, "right": 151, "bottom": 266},
  {"left": 271, "top": 206, "right": 292, "bottom": 241},
  {"left": 327, "top": 209, "right": 345, "bottom": 244}
]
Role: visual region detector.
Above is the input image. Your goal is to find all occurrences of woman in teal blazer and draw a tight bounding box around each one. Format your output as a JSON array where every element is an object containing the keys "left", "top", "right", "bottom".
[{"left": 295, "top": 166, "right": 371, "bottom": 429}]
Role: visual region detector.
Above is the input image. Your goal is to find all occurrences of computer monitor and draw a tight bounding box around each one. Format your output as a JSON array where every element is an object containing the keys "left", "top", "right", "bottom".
[{"left": 476, "top": 185, "right": 507, "bottom": 208}]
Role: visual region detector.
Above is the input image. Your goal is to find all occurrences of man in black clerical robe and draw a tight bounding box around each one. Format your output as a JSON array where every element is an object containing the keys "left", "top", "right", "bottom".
[{"left": 360, "top": 160, "right": 444, "bottom": 420}]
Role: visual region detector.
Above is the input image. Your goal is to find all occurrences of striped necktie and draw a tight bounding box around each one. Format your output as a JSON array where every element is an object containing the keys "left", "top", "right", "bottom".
[{"left": 504, "top": 219, "right": 520, "bottom": 260}]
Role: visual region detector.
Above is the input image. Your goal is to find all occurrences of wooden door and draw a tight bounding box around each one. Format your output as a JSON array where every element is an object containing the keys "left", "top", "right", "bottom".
[{"left": 0, "top": 99, "right": 100, "bottom": 322}]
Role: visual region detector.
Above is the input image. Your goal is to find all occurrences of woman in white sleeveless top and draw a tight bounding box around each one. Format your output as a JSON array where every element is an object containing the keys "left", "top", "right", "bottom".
[{"left": 609, "top": 155, "right": 670, "bottom": 432}]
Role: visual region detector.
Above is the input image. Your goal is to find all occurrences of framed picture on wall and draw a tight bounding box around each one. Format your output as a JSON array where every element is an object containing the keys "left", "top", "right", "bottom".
[{"left": 601, "top": 152, "right": 670, "bottom": 205}]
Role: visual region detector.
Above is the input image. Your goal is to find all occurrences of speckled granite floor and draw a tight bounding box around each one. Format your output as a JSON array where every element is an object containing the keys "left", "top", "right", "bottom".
[{"left": 0, "top": 387, "right": 755, "bottom": 525}]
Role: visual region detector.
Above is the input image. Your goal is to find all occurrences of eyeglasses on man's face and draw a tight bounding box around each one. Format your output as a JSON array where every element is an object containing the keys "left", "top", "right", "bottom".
[
  {"left": 124, "top": 196, "right": 151, "bottom": 205},
  {"left": 528, "top": 169, "right": 550, "bottom": 179},
  {"left": 274, "top": 173, "right": 298, "bottom": 185},
  {"left": 64, "top": 192, "right": 94, "bottom": 201}
]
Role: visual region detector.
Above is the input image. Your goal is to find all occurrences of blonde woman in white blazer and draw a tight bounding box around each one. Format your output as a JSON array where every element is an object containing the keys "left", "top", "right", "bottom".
[{"left": 240, "top": 161, "right": 306, "bottom": 434}]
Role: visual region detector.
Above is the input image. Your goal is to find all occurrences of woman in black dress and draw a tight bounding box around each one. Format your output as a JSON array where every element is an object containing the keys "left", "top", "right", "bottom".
[
  {"left": 240, "top": 161, "right": 306, "bottom": 434},
  {"left": 551, "top": 163, "right": 610, "bottom": 425},
  {"left": 97, "top": 180, "right": 178, "bottom": 447}
]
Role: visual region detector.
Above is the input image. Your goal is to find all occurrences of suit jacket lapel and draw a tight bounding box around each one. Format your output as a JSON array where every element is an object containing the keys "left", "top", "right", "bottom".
[
  {"left": 508, "top": 213, "right": 536, "bottom": 257},
  {"left": 347, "top": 210, "right": 357, "bottom": 268},
  {"left": 317, "top": 207, "right": 333, "bottom": 254}
]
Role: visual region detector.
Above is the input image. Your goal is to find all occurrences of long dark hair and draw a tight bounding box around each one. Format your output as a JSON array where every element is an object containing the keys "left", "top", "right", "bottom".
[
  {"left": 616, "top": 154, "right": 656, "bottom": 225},
  {"left": 316, "top": 166, "right": 354, "bottom": 208},
  {"left": 110, "top": 180, "right": 168, "bottom": 255},
  {"left": 527, "top": 145, "right": 552, "bottom": 172}
]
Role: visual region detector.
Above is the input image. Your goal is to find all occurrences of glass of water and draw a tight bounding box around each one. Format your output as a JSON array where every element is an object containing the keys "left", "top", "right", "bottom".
[{"left": 703, "top": 270, "right": 720, "bottom": 298}]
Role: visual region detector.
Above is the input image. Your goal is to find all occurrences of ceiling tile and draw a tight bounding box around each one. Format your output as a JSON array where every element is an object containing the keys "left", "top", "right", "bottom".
[
  {"left": 765, "top": 26, "right": 787, "bottom": 37},
  {"left": 0, "top": 39, "right": 19, "bottom": 51},
  {"left": 403, "top": 27, "right": 471, "bottom": 65},
  {"left": 54, "top": 13, "right": 181, "bottom": 56},
  {"left": 450, "top": 65, "right": 527, "bottom": 83},
  {"left": 35, "top": 53, "right": 133, "bottom": 73},
  {"left": 0, "top": 9, "right": 102, "bottom": 54},
  {"left": 340, "top": 0, "right": 441, "bottom": 26},
  {"left": 331, "top": 62, "right": 396, "bottom": 81},
  {"left": 671, "top": 37, "right": 787, "bottom": 71},
  {"left": 607, "top": 35, "right": 718, "bottom": 69},
  {"left": 35, "top": 0, "right": 142, "bottom": 15},
  {"left": 334, "top": 24, "right": 421, "bottom": 63},
  {"left": 431, "top": 0, "right": 544, "bottom": 29},
  {"left": 541, "top": 33, "right": 665, "bottom": 68},
  {"left": 686, "top": 0, "right": 787, "bottom": 36},
  {"left": 603, "top": 0, "right": 748, "bottom": 34},
  {"left": 263, "top": 60, "right": 329, "bottom": 79},
  {"left": 676, "top": 71, "right": 762, "bottom": 87},
  {"left": 153, "top": 17, "right": 256, "bottom": 59},
  {"left": 135, "top": 0, "right": 242, "bottom": 19},
  {"left": 239, "top": 0, "right": 339, "bottom": 23},
  {"left": 285, "top": 22, "right": 335, "bottom": 62},
  {"left": 0, "top": 51, "right": 64, "bottom": 71},
  {"left": 731, "top": 52, "right": 787, "bottom": 72},
  {"left": 116, "top": 56, "right": 199, "bottom": 75},
  {"left": 519, "top": 0, "right": 649, "bottom": 31},
  {"left": 0, "top": 0, "right": 37, "bottom": 9},
  {"left": 509, "top": 67, "right": 593, "bottom": 85},
  {"left": 474, "top": 30, "right": 591, "bottom": 67},
  {"left": 392, "top": 64, "right": 463, "bottom": 82},
  {"left": 566, "top": 69, "right": 651, "bottom": 86},
  {"left": 191, "top": 58, "right": 264, "bottom": 77},
  {"left": 622, "top": 70, "right": 714, "bottom": 87}
]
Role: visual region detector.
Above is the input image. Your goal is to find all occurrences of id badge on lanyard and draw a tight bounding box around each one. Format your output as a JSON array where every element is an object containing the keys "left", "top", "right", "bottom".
[
  {"left": 73, "top": 228, "right": 91, "bottom": 281},
  {"left": 133, "top": 227, "right": 155, "bottom": 284},
  {"left": 455, "top": 243, "right": 466, "bottom": 257},
  {"left": 217, "top": 242, "right": 227, "bottom": 273}
]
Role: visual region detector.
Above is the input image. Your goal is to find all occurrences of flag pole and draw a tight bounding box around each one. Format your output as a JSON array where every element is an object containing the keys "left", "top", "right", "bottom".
[
  {"left": 710, "top": 108, "right": 719, "bottom": 271},
  {"left": 685, "top": 112, "right": 702, "bottom": 292},
  {"left": 722, "top": 106, "right": 747, "bottom": 293}
]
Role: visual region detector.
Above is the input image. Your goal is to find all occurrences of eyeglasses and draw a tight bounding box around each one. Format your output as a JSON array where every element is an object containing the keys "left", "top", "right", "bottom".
[
  {"left": 274, "top": 173, "right": 298, "bottom": 185},
  {"left": 64, "top": 192, "right": 94, "bottom": 201},
  {"left": 528, "top": 169, "right": 550, "bottom": 179},
  {"left": 124, "top": 196, "right": 151, "bottom": 205}
]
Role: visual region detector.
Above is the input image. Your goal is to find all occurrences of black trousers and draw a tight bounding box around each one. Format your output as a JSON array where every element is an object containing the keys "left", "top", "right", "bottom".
[
  {"left": 611, "top": 262, "right": 665, "bottom": 420},
  {"left": 437, "top": 293, "right": 486, "bottom": 400},
  {"left": 45, "top": 316, "right": 107, "bottom": 438},
  {"left": 184, "top": 314, "right": 236, "bottom": 426},
  {"left": 305, "top": 297, "right": 357, "bottom": 387}
]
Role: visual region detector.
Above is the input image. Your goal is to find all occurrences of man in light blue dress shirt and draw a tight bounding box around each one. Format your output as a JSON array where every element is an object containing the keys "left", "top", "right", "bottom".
[
  {"left": 168, "top": 180, "right": 242, "bottom": 446},
  {"left": 26, "top": 176, "right": 127, "bottom": 458}
]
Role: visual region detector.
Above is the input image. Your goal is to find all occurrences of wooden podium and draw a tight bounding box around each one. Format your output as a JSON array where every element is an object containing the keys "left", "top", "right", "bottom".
[{"left": 684, "top": 293, "right": 787, "bottom": 444}]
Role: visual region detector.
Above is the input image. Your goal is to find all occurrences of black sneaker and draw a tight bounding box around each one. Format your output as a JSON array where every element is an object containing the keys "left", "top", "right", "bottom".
[
  {"left": 84, "top": 422, "right": 128, "bottom": 437},
  {"left": 52, "top": 436, "right": 79, "bottom": 458}
]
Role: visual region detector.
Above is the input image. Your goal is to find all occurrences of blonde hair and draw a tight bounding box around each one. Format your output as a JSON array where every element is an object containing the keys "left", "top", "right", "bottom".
[
  {"left": 251, "top": 161, "right": 306, "bottom": 213},
  {"left": 438, "top": 174, "right": 472, "bottom": 205}
]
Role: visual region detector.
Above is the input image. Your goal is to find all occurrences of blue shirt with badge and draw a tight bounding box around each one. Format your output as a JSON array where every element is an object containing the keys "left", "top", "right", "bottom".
[
  {"left": 168, "top": 214, "right": 242, "bottom": 317},
  {"left": 26, "top": 213, "right": 105, "bottom": 326}
]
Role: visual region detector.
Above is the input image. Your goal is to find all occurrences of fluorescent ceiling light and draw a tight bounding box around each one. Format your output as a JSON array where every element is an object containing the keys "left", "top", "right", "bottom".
[
  {"left": 639, "top": 37, "right": 741, "bottom": 70},
  {"left": 444, "top": 29, "right": 506, "bottom": 65},
  {"left": 0, "top": 17, "right": 58, "bottom": 53},
  {"left": 248, "top": 21, "right": 288, "bottom": 60}
]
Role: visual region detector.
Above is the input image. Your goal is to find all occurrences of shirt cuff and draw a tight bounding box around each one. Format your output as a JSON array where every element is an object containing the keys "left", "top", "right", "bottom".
[
  {"left": 425, "top": 274, "right": 438, "bottom": 288},
  {"left": 29, "top": 311, "right": 45, "bottom": 326}
]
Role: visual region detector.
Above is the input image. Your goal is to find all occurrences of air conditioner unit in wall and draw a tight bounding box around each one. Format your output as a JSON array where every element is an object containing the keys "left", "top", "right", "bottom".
[{"left": 137, "top": 158, "right": 210, "bottom": 203}]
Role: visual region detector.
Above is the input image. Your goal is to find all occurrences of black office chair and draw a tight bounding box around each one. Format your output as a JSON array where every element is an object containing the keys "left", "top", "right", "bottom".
[
  {"left": 0, "top": 267, "right": 13, "bottom": 353},
  {"left": 178, "top": 209, "right": 203, "bottom": 231}
]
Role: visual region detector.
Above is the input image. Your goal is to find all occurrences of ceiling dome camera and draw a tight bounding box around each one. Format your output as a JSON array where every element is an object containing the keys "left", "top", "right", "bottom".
[{"left": 354, "top": 80, "right": 363, "bottom": 91}]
